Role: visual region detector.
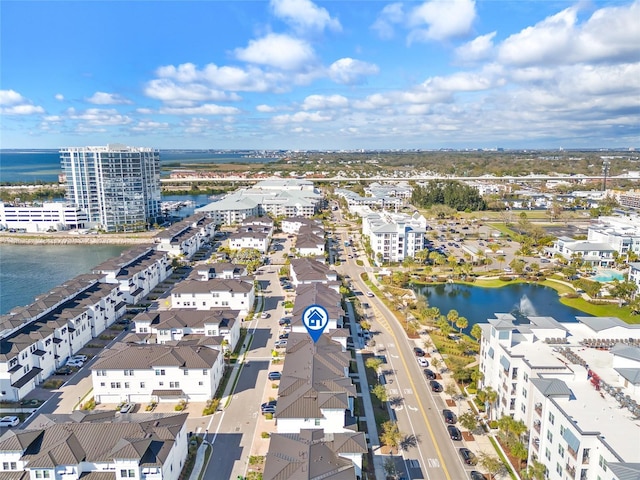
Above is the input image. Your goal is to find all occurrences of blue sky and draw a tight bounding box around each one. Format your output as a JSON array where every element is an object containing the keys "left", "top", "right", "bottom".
[{"left": 1, "top": 0, "right": 638, "bottom": 150}]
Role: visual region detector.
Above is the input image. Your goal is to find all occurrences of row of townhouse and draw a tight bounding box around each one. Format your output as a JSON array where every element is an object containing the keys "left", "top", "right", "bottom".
[
  {"left": 264, "top": 332, "right": 367, "bottom": 479},
  {"left": 551, "top": 237, "right": 616, "bottom": 267},
  {"left": 289, "top": 258, "right": 339, "bottom": 289},
  {"left": 281, "top": 216, "right": 323, "bottom": 235},
  {"left": 169, "top": 277, "right": 255, "bottom": 317},
  {"left": 0, "top": 275, "right": 125, "bottom": 402},
  {"left": 478, "top": 313, "right": 640, "bottom": 480},
  {"left": 91, "top": 343, "right": 224, "bottom": 404},
  {"left": 0, "top": 202, "right": 88, "bottom": 233},
  {"left": 361, "top": 210, "right": 429, "bottom": 265},
  {"left": 0, "top": 411, "right": 189, "bottom": 480},
  {"left": 131, "top": 309, "right": 241, "bottom": 351},
  {"left": 295, "top": 223, "right": 326, "bottom": 257},
  {"left": 154, "top": 215, "right": 216, "bottom": 258},
  {"left": 0, "top": 245, "right": 174, "bottom": 402},
  {"left": 196, "top": 179, "right": 323, "bottom": 225}
]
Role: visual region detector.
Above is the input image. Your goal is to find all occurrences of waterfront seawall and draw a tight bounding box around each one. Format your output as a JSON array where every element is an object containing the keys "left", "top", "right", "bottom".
[{"left": 0, "top": 233, "right": 154, "bottom": 246}]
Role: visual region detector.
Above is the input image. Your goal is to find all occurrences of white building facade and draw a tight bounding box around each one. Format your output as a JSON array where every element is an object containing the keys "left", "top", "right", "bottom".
[{"left": 0, "top": 202, "right": 88, "bottom": 232}]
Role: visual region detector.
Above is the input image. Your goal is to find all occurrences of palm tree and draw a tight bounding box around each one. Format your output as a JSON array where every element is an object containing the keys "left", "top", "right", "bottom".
[
  {"left": 455, "top": 316, "right": 468, "bottom": 333},
  {"left": 484, "top": 386, "right": 498, "bottom": 420},
  {"left": 447, "top": 309, "right": 459, "bottom": 329},
  {"left": 520, "top": 459, "right": 547, "bottom": 480},
  {"left": 470, "top": 324, "right": 483, "bottom": 342}
]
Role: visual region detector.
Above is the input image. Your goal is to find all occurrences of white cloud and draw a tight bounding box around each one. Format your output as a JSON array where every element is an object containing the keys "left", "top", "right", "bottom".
[
  {"left": 68, "top": 108, "right": 132, "bottom": 126},
  {"left": 498, "top": 2, "right": 640, "bottom": 67},
  {"left": 256, "top": 104, "right": 277, "bottom": 113},
  {"left": 144, "top": 79, "right": 241, "bottom": 105},
  {"left": 0, "top": 90, "right": 45, "bottom": 115},
  {"left": 270, "top": 0, "right": 341, "bottom": 33},
  {"left": 158, "top": 104, "right": 241, "bottom": 115},
  {"left": 455, "top": 32, "right": 496, "bottom": 63},
  {"left": 407, "top": 0, "right": 477, "bottom": 42},
  {"left": 234, "top": 33, "right": 316, "bottom": 71},
  {"left": 328, "top": 58, "right": 379, "bottom": 85},
  {"left": 371, "top": 3, "right": 404, "bottom": 39},
  {"left": 130, "top": 121, "right": 170, "bottom": 132},
  {"left": 86, "top": 91, "right": 133, "bottom": 105},
  {"left": 272, "top": 111, "right": 332, "bottom": 123},
  {"left": 301, "top": 94, "right": 349, "bottom": 110},
  {"left": 55, "top": 93, "right": 65, "bottom": 101}
]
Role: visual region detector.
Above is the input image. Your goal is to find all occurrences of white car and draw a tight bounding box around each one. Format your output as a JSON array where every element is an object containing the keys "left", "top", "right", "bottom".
[
  {"left": 0, "top": 416, "right": 19, "bottom": 428},
  {"left": 260, "top": 312, "right": 269, "bottom": 319},
  {"left": 67, "top": 359, "right": 84, "bottom": 368},
  {"left": 366, "top": 292, "right": 374, "bottom": 297},
  {"left": 417, "top": 357, "right": 429, "bottom": 367},
  {"left": 70, "top": 354, "right": 87, "bottom": 362}
]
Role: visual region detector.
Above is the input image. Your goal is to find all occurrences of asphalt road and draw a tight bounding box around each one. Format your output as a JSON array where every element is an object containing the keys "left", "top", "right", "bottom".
[{"left": 336, "top": 228, "right": 475, "bottom": 480}]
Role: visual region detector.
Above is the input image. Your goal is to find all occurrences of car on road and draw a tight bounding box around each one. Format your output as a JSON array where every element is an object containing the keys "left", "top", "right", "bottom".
[
  {"left": 447, "top": 425, "right": 462, "bottom": 440},
  {"left": 417, "top": 357, "right": 429, "bottom": 367},
  {"left": 119, "top": 403, "right": 134, "bottom": 414},
  {"left": 443, "top": 409, "right": 457, "bottom": 424},
  {"left": 0, "top": 416, "right": 20, "bottom": 428},
  {"left": 423, "top": 369, "right": 436, "bottom": 380},
  {"left": 430, "top": 380, "right": 443, "bottom": 392},
  {"left": 268, "top": 372, "right": 282, "bottom": 381},
  {"left": 260, "top": 312, "right": 270, "bottom": 319},
  {"left": 413, "top": 347, "right": 425, "bottom": 357},
  {"left": 274, "top": 340, "right": 287, "bottom": 348},
  {"left": 55, "top": 366, "right": 75, "bottom": 375},
  {"left": 459, "top": 448, "right": 478, "bottom": 465},
  {"left": 366, "top": 292, "right": 374, "bottom": 297},
  {"left": 470, "top": 472, "right": 487, "bottom": 480}
]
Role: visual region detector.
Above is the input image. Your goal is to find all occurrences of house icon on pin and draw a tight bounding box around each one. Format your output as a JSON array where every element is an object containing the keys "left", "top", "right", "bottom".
[{"left": 307, "top": 309, "right": 324, "bottom": 327}]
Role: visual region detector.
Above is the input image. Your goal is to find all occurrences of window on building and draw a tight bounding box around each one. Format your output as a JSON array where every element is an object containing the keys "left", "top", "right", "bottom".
[
  {"left": 35, "top": 471, "right": 51, "bottom": 478},
  {"left": 184, "top": 369, "right": 189, "bottom": 375},
  {"left": 545, "top": 448, "right": 551, "bottom": 461},
  {"left": 599, "top": 456, "right": 607, "bottom": 472},
  {"left": 198, "top": 381, "right": 204, "bottom": 386},
  {"left": 548, "top": 412, "right": 555, "bottom": 425},
  {"left": 315, "top": 419, "right": 321, "bottom": 426},
  {"left": 120, "top": 469, "right": 136, "bottom": 478},
  {"left": 155, "top": 369, "right": 165, "bottom": 376},
  {"left": 170, "top": 382, "right": 180, "bottom": 388},
  {"left": 124, "top": 370, "right": 134, "bottom": 376},
  {"left": 558, "top": 444, "right": 565, "bottom": 458},
  {"left": 546, "top": 431, "right": 553, "bottom": 443},
  {"left": 140, "top": 382, "right": 145, "bottom": 388},
  {"left": 556, "top": 463, "right": 562, "bottom": 476},
  {"left": 203, "top": 369, "right": 208, "bottom": 375},
  {"left": 110, "top": 382, "right": 121, "bottom": 389},
  {"left": 100, "top": 382, "right": 105, "bottom": 387},
  {"left": 124, "top": 382, "right": 129, "bottom": 389}
]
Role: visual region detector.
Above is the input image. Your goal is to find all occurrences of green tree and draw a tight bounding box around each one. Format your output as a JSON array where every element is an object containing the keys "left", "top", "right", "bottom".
[
  {"left": 520, "top": 459, "right": 547, "bottom": 480},
  {"left": 484, "top": 386, "right": 498, "bottom": 420},
  {"left": 380, "top": 421, "right": 403, "bottom": 454},
  {"left": 455, "top": 316, "right": 468, "bottom": 333},
  {"left": 470, "top": 324, "right": 483, "bottom": 342},
  {"left": 365, "top": 357, "right": 382, "bottom": 372},
  {"left": 447, "top": 309, "right": 459, "bottom": 329},
  {"left": 458, "top": 411, "right": 479, "bottom": 433},
  {"left": 372, "top": 384, "right": 388, "bottom": 408}
]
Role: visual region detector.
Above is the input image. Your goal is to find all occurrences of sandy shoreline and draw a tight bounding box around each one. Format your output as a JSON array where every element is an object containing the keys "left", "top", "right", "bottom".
[{"left": 0, "top": 232, "right": 155, "bottom": 246}]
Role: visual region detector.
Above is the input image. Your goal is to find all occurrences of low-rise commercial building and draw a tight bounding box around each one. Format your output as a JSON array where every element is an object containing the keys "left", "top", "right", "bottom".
[{"left": 0, "top": 201, "right": 88, "bottom": 232}]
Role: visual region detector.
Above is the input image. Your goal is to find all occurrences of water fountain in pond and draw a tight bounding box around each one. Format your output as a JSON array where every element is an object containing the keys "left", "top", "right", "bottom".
[{"left": 513, "top": 294, "right": 538, "bottom": 319}]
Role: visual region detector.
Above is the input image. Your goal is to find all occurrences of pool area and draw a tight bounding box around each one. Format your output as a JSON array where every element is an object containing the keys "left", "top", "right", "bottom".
[{"left": 591, "top": 269, "right": 625, "bottom": 282}]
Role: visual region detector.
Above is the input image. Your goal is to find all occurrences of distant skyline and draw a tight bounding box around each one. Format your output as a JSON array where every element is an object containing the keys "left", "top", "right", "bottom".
[{"left": 1, "top": 0, "right": 638, "bottom": 151}]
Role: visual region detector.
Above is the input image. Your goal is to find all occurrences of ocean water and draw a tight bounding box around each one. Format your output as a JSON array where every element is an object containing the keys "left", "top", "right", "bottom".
[
  {"left": 0, "top": 244, "right": 131, "bottom": 314},
  {"left": 0, "top": 149, "right": 281, "bottom": 184}
]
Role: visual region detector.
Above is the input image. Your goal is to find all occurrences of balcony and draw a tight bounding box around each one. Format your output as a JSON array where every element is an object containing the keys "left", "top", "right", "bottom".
[
  {"left": 565, "top": 463, "right": 576, "bottom": 479},
  {"left": 533, "top": 420, "right": 541, "bottom": 434},
  {"left": 568, "top": 446, "right": 578, "bottom": 460},
  {"left": 534, "top": 403, "right": 542, "bottom": 416},
  {"left": 532, "top": 437, "right": 540, "bottom": 451}
]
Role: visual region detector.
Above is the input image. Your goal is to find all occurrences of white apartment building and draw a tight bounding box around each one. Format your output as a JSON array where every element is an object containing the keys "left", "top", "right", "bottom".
[
  {"left": 170, "top": 278, "right": 255, "bottom": 316},
  {"left": 552, "top": 237, "right": 616, "bottom": 267},
  {"left": 587, "top": 214, "right": 640, "bottom": 256},
  {"left": 0, "top": 412, "right": 189, "bottom": 480},
  {"left": 91, "top": 343, "right": 224, "bottom": 403},
  {"left": 133, "top": 309, "right": 241, "bottom": 351},
  {"left": 228, "top": 229, "right": 271, "bottom": 254},
  {"left": 0, "top": 201, "right": 88, "bottom": 232},
  {"left": 478, "top": 314, "right": 640, "bottom": 480},
  {"left": 0, "top": 275, "right": 124, "bottom": 401},
  {"left": 361, "top": 211, "right": 428, "bottom": 265},
  {"left": 192, "top": 262, "right": 248, "bottom": 281},
  {"left": 196, "top": 179, "right": 322, "bottom": 225},
  {"left": 281, "top": 216, "right": 323, "bottom": 234},
  {"left": 60, "top": 144, "right": 161, "bottom": 232}
]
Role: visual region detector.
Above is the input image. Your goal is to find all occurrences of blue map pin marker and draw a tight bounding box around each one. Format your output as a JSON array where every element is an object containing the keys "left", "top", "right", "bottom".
[{"left": 302, "top": 304, "right": 329, "bottom": 343}]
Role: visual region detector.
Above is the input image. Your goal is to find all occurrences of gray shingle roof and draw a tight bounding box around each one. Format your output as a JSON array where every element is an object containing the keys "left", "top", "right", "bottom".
[
  {"left": 91, "top": 344, "right": 219, "bottom": 370},
  {"left": 171, "top": 278, "right": 253, "bottom": 294}
]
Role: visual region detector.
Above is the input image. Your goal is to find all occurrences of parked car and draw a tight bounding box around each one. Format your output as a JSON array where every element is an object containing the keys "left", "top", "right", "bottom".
[
  {"left": 274, "top": 340, "right": 287, "bottom": 348},
  {"left": 366, "top": 292, "right": 374, "bottom": 297},
  {"left": 260, "top": 312, "right": 270, "bottom": 319},
  {"left": 424, "top": 369, "right": 436, "bottom": 380},
  {"left": 279, "top": 318, "right": 291, "bottom": 326},
  {"left": 447, "top": 425, "right": 462, "bottom": 441},
  {"left": 55, "top": 366, "right": 75, "bottom": 375},
  {"left": 268, "top": 372, "right": 282, "bottom": 381},
  {"left": 417, "top": 357, "right": 429, "bottom": 367},
  {"left": 413, "top": 347, "right": 425, "bottom": 357},
  {"left": 119, "top": 403, "right": 134, "bottom": 414},
  {"left": 261, "top": 400, "right": 277, "bottom": 410},
  {"left": 0, "top": 416, "right": 20, "bottom": 428},
  {"left": 279, "top": 333, "right": 289, "bottom": 340},
  {"left": 443, "top": 409, "right": 457, "bottom": 424},
  {"left": 430, "top": 380, "right": 443, "bottom": 392},
  {"left": 70, "top": 354, "right": 88, "bottom": 362},
  {"left": 470, "top": 472, "right": 487, "bottom": 480},
  {"left": 261, "top": 406, "right": 276, "bottom": 415},
  {"left": 67, "top": 359, "right": 84, "bottom": 368},
  {"left": 459, "top": 448, "right": 478, "bottom": 465}
]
